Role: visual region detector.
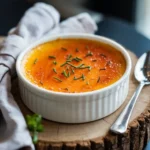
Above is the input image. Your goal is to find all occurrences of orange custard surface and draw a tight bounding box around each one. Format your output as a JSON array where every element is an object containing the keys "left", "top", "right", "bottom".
[{"left": 23, "top": 39, "right": 126, "bottom": 93}]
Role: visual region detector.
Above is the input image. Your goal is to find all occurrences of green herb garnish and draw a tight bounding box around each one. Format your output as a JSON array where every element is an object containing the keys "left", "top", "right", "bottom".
[
  {"left": 100, "top": 68, "right": 106, "bottom": 71},
  {"left": 68, "top": 71, "right": 70, "bottom": 77},
  {"left": 86, "top": 51, "right": 93, "bottom": 57},
  {"left": 48, "top": 56, "right": 56, "bottom": 59},
  {"left": 33, "top": 59, "right": 38, "bottom": 64},
  {"left": 61, "top": 47, "right": 67, "bottom": 51},
  {"left": 77, "top": 64, "right": 84, "bottom": 68},
  {"left": 76, "top": 48, "right": 79, "bottom": 52},
  {"left": 97, "top": 77, "right": 100, "bottom": 83},
  {"left": 82, "top": 74, "right": 85, "bottom": 80},
  {"left": 79, "top": 65, "right": 91, "bottom": 70},
  {"left": 62, "top": 70, "right": 68, "bottom": 77},
  {"left": 67, "top": 54, "right": 72, "bottom": 60},
  {"left": 100, "top": 54, "right": 106, "bottom": 58},
  {"left": 72, "top": 57, "right": 82, "bottom": 62},
  {"left": 60, "top": 62, "right": 67, "bottom": 67},
  {"left": 86, "top": 81, "right": 89, "bottom": 85},
  {"left": 74, "top": 74, "right": 85, "bottom": 81},
  {"left": 53, "top": 77, "right": 62, "bottom": 82},
  {"left": 63, "top": 88, "right": 69, "bottom": 91},
  {"left": 106, "top": 61, "right": 111, "bottom": 66},
  {"left": 40, "top": 81, "right": 43, "bottom": 85},
  {"left": 53, "top": 68, "right": 57, "bottom": 74},
  {"left": 85, "top": 45, "right": 89, "bottom": 50},
  {"left": 53, "top": 61, "right": 57, "bottom": 65},
  {"left": 71, "top": 68, "right": 74, "bottom": 74},
  {"left": 66, "top": 63, "right": 77, "bottom": 68},
  {"left": 26, "top": 114, "right": 44, "bottom": 144}
]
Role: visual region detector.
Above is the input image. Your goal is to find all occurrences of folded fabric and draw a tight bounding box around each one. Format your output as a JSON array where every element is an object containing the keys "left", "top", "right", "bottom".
[{"left": 0, "top": 2, "right": 97, "bottom": 150}]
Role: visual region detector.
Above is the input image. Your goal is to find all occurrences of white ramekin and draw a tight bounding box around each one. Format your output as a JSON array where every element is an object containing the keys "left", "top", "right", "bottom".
[{"left": 16, "top": 34, "right": 132, "bottom": 123}]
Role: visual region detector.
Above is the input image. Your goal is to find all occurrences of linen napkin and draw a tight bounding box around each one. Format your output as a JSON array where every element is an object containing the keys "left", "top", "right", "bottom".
[{"left": 0, "top": 2, "right": 97, "bottom": 150}]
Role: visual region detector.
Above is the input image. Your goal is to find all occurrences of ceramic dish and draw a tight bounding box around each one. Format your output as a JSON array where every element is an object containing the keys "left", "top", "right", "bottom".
[{"left": 16, "top": 34, "right": 132, "bottom": 123}]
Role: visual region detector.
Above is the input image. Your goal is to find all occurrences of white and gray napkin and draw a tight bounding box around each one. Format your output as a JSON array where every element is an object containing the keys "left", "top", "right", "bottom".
[{"left": 0, "top": 2, "right": 97, "bottom": 150}]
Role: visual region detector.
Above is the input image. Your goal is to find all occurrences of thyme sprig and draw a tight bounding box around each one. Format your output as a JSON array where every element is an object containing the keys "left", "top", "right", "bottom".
[
  {"left": 66, "top": 62, "right": 77, "bottom": 68},
  {"left": 48, "top": 56, "right": 56, "bottom": 59},
  {"left": 33, "top": 58, "right": 38, "bottom": 64},
  {"left": 68, "top": 71, "right": 70, "bottom": 77},
  {"left": 26, "top": 114, "right": 44, "bottom": 144},
  {"left": 61, "top": 47, "right": 67, "bottom": 51},
  {"left": 75, "top": 48, "right": 79, "bottom": 52},
  {"left": 60, "top": 62, "right": 67, "bottom": 67},
  {"left": 72, "top": 57, "right": 82, "bottom": 62},
  {"left": 79, "top": 65, "right": 91, "bottom": 70},
  {"left": 71, "top": 68, "right": 75, "bottom": 74},
  {"left": 53, "top": 68, "right": 57, "bottom": 74},
  {"left": 63, "top": 88, "right": 69, "bottom": 91},
  {"left": 97, "top": 77, "right": 100, "bottom": 83},
  {"left": 40, "top": 81, "right": 43, "bottom": 85},
  {"left": 86, "top": 51, "right": 93, "bottom": 57},
  {"left": 53, "top": 77, "right": 62, "bottom": 82},
  {"left": 86, "top": 81, "right": 89, "bottom": 85},
  {"left": 100, "top": 54, "right": 106, "bottom": 58},
  {"left": 53, "top": 61, "right": 57, "bottom": 65},
  {"left": 76, "top": 63, "right": 84, "bottom": 68},
  {"left": 74, "top": 74, "right": 85, "bottom": 81},
  {"left": 85, "top": 45, "right": 89, "bottom": 50},
  {"left": 67, "top": 54, "right": 72, "bottom": 60},
  {"left": 100, "top": 68, "right": 106, "bottom": 71},
  {"left": 106, "top": 61, "right": 111, "bottom": 66},
  {"left": 62, "top": 70, "right": 68, "bottom": 77},
  {"left": 61, "top": 62, "right": 91, "bottom": 71}
]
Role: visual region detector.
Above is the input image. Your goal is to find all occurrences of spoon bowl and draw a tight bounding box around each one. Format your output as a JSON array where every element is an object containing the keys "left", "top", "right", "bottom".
[
  {"left": 134, "top": 52, "right": 150, "bottom": 84},
  {"left": 110, "top": 51, "right": 150, "bottom": 134}
]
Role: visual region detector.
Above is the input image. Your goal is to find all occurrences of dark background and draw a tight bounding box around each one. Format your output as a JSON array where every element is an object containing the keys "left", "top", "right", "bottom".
[
  {"left": 0, "top": 0, "right": 137, "bottom": 35},
  {"left": 88, "top": 0, "right": 136, "bottom": 23}
]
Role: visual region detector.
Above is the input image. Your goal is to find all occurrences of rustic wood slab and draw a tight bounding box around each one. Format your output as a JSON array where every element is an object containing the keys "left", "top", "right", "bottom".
[{"left": 0, "top": 37, "right": 149, "bottom": 150}]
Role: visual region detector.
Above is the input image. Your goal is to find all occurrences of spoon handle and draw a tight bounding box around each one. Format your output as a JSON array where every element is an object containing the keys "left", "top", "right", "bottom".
[{"left": 110, "top": 82, "right": 145, "bottom": 134}]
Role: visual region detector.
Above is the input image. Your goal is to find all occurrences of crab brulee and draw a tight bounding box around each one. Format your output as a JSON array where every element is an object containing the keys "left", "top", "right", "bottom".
[{"left": 23, "top": 39, "right": 126, "bottom": 93}]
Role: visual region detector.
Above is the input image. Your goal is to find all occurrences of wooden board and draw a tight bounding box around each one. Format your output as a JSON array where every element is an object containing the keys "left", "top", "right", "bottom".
[{"left": 0, "top": 37, "right": 150, "bottom": 150}]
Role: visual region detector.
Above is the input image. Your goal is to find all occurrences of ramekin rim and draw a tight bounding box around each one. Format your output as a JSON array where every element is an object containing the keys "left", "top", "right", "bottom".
[{"left": 16, "top": 33, "right": 132, "bottom": 97}]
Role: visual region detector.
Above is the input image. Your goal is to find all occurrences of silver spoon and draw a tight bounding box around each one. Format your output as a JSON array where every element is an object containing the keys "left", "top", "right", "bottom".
[{"left": 110, "top": 51, "right": 150, "bottom": 134}]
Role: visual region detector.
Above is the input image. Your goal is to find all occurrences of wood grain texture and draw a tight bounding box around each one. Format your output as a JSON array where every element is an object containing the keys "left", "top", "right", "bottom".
[{"left": 0, "top": 37, "right": 149, "bottom": 150}]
